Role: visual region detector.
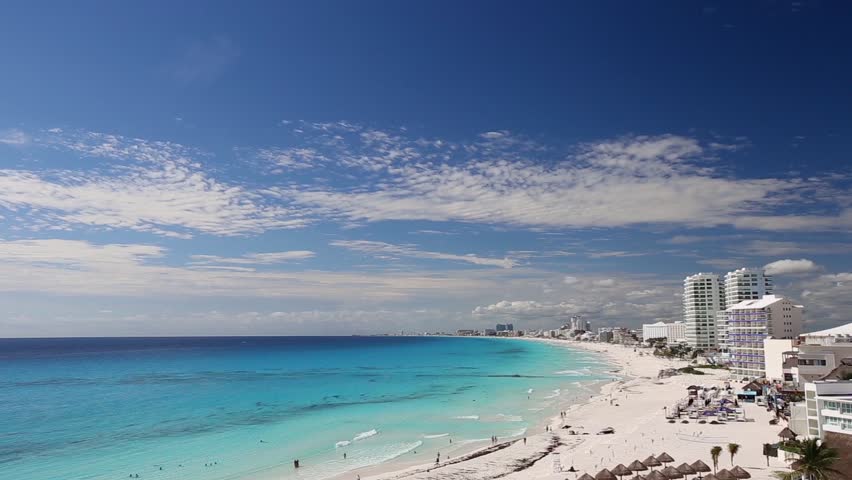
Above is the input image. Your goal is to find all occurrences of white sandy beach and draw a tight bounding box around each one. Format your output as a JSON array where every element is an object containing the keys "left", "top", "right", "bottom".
[{"left": 338, "top": 339, "right": 793, "bottom": 480}]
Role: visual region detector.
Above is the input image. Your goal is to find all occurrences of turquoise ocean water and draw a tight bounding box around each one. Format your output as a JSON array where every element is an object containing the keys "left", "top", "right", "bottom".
[{"left": 0, "top": 336, "right": 610, "bottom": 480}]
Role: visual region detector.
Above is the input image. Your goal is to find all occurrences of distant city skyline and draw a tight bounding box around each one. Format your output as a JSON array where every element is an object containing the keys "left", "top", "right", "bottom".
[{"left": 1, "top": 1, "right": 851, "bottom": 336}]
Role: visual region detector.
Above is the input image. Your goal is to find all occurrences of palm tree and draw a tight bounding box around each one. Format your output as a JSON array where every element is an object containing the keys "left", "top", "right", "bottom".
[
  {"left": 727, "top": 443, "right": 740, "bottom": 466},
  {"left": 710, "top": 446, "right": 722, "bottom": 474},
  {"left": 776, "top": 438, "right": 841, "bottom": 480}
]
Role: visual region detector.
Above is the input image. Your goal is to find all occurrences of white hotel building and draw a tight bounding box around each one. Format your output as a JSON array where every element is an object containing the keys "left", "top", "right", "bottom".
[
  {"left": 802, "top": 381, "right": 852, "bottom": 438},
  {"left": 717, "top": 268, "right": 774, "bottom": 352},
  {"left": 724, "top": 267, "right": 774, "bottom": 306},
  {"left": 727, "top": 295, "right": 803, "bottom": 379},
  {"left": 642, "top": 321, "right": 686, "bottom": 344},
  {"left": 683, "top": 273, "right": 725, "bottom": 349}
]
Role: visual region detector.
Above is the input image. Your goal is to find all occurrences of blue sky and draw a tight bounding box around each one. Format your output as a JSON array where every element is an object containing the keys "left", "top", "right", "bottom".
[{"left": 1, "top": 1, "right": 851, "bottom": 336}]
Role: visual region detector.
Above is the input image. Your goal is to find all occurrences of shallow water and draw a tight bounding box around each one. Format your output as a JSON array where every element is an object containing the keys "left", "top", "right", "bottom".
[{"left": 0, "top": 336, "right": 609, "bottom": 480}]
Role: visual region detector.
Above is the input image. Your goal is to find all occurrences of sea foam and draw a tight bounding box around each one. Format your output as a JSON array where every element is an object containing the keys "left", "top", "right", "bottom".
[
  {"left": 543, "top": 388, "right": 561, "bottom": 399},
  {"left": 495, "top": 413, "right": 523, "bottom": 422},
  {"left": 353, "top": 429, "right": 379, "bottom": 441},
  {"left": 453, "top": 415, "right": 479, "bottom": 420},
  {"left": 423, "top": 433, "right": 449, "bottom": 439}
]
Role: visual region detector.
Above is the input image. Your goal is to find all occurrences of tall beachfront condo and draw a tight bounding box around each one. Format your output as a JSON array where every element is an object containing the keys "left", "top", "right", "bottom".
[
  {"left": 683, "top": 273, "right": 725, "bottom": 349},
  {"left": 724, "top": 267, "right": 773, "bottom": 306},
  {"left": 716, "top": 267, "right": 774, "bottom": 352},
  {"left": 728, "top": 295, "right": 803, "bottom": 379}
]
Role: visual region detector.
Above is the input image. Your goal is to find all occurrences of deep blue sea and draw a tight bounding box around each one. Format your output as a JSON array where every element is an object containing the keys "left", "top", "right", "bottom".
[{"left": 0, "top": 336, "right": 610, "bottom": 480}]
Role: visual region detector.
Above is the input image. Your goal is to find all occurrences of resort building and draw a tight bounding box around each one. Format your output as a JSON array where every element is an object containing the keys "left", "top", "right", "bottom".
[
  {"left": 801, "top": 380, "right": 852, "bottom": 438},
  {"left": 641, "top": 321, "right": 686, "bottom": 344},
  {"left": 612, "top": 328, "right": 639, "bottom": 345},
  {"left": 683, "top": 272, "right": 725, "bottom": 350},
  {"left": 728, "top": 295, "right": 803, "bottom": 379},
  {"left": 716, "top": 268, "right": 773, "bottom": 353},
  {"left": 768, "top": 322, "right": 852, "bottom": 389},
  {"left": 764, "top": 338, "right": 796, "bottom": 382},
  {"left": 716, "top": 311, "right": 731, "bottom": 352}
]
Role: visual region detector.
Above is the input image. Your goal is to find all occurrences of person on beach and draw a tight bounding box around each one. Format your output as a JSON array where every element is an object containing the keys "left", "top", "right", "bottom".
[
  {"left": 344, "top": 452, "right": 347, "bottom": 459},
  {"left": 294, "top": 459, "right": 300, "bottom": 468},
  {"left": 523, "top": 437, "right": 527, "bottom": 445}
]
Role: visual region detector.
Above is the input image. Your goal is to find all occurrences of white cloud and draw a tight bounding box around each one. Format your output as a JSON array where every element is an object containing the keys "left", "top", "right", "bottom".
[
  {"left": 472, "top": 300, "right": 578, "bottom": 318},
  {"left": 663, "top": 235, "right": 705, "bottom": 245},
  {"left": 731, "top": 210, "right": 852, "bottom": 232},
  {"left": 189, "top": 251, "right": 316, "bottom": 265},
  {"left": 626, "top": 288, "right": 664, "bottom": 298},
  {"left": 257, "top": 147, "right": 326, "bottom": 171},
  {"left": 562, "top": 276, "right": 579, "bottom": 284},
  {"left": 0, "top": 131, "right": 307, "bottom": 237},
  {"left": 0, "top": 239, "right": 505, "bottom": 302},
  {"left": 764, "top": 258, "right": 822, "bottom": 275},
  {"left": 272, "top": 129, "right": 846, "bottom": 232},
  {"left": 593, "top": 278, "right": 616, "bottom": 287},
  {"left": 0, "top": 128, "right": 29, "bottom": 145},
  {"left": 737, "top": 240, "right": 852, "bottom": 256},
  {"left": 0, "top": 239, "right": 164, "bottom": 267},
  {"left": 587, "top": 250, "right": 646, "bottom": 259},
  {"left": 779, "top": 272, "right": 852, "bottom": 330},
  {"left": 331, "top": 240, "right": 517, "bottom": 268}
]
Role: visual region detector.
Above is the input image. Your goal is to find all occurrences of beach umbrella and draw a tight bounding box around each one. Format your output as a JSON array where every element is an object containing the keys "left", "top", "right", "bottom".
[
  {"left": 656, "top": 453, "right": 675, "bottom": 465},
  {"left": 628, "top": 460, "right": 648, "bottom": 472},
  {"left": 660, "top": 466, "right": 683, "bottom": 479},
  {"left": 643, "top": 456, "right": 663, "bottom": 470},
  {"left": 701, "top": 474, "right": 718, "bottom": 480},
  {"left": 645, "top": 471, "right": 667, "bottom": 480},
  {"left": 777, "top": 427, "right": 797, "bottom": 440},
  {"left": 676, "top": 463, "right": 696, "bottom": 478},
  {"left": 715, "top": 470, "right": 735, "bottom": 480},
  {"left": 595, "top": 469, "right": 618, "bottom": 480},
  {"left": 578, "top": 474, "right": 595, "bottom": 480},
  {"left": 612, "top": 464, "right": 633, "bottom": 479},
  {"left": 728, "top": 466, "right": 750, "bottom": 479},
  {"left": 689, "top": 460, "right": 711, "bottom": 474}
]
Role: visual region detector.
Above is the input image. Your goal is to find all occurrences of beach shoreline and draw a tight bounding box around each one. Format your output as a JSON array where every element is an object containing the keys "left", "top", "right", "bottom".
[
  {"left": 302, "top": 338, "right": 626, "bottom": 480},
  {"left": 335, "top": 338, "right": 791, "bottom": 480},
  {"left": 314, "top": 337, "right": 620, "bottom": 480}
]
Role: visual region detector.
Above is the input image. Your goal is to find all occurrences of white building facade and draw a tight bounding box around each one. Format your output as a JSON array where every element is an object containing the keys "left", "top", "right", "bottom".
[
  {"left": 724, "top": 267, "right": 773, "bottom": 307},
  {"left": 715, "top": 268, "right": 773, "bottom": 353},
  {"left": 773, "top": 323, "right": 852, "bottom": 389},
  {"left": 802, "top": 381, "right": 852, "bottom": 438},
  {"left": 728, "top": 295, "right": 803, "bottom": 379},
  {"left": 642, "top": 321, "right": 686, "bottom": 344},
  {"left": 683, "top": 273, "right": 725, "bottom": 350}
]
